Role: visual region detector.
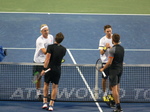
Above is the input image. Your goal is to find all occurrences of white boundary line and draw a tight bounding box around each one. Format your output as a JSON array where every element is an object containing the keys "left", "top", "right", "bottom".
[
  {"left": 0, "top": 12, "right": 150, "bottom": 16},
  {"left": 3, "top": 48, "right": 150, "bottom": 51},
  {"left": 68, "top": 49, "right": 150, "bottom": 51},
  {"left": 67, "top": 49, "right": 103, "bottom": 112}
]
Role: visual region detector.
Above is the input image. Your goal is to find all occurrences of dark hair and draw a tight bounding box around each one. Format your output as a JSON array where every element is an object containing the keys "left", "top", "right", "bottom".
[
  {"left": 55, "top": 32, "right": 64, "bottom": 43},
  {"left": 112, "top": 33, "right": 120, "bottom": 43},
  {"left": 104, "top": 25, "right": 112, "bottom": 30}
]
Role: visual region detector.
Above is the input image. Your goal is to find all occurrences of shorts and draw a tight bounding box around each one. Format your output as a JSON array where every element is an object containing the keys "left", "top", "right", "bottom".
[
  {"left": 33, "top": 65, "right": 43, "bottom": 77},
  {"left": 102, "top": 63, "right": 109, "bottom": 79},
  {"left": 109, "top": 68, "right": 123, "bottom": 87},
  {"left": 44, "top": 66, "right": 61, "bottom": 84}
]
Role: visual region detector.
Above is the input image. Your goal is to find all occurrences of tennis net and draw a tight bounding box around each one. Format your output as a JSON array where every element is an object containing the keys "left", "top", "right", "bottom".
[{"left": 0, "top": 62, "right": 150, "bottom": 102}]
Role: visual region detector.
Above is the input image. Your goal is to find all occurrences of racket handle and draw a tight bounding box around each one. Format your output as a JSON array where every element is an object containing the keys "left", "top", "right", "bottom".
[
  {"left": 44, "top": 68, "right": 51, "bottom": 73},
  {"left": 102, "top": 71, "right": 106, "bottom": 77}
]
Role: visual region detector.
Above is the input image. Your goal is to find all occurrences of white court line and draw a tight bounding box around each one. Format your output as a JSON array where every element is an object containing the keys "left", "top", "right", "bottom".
[
  {"left": 0, "top": 12, "right": 150, "bottom": 16},
  {"left": 67, "top": 49, "right": 103, "bottom": 112},
  {"left": 69, "top": 49, "right": 150, "bottom": 51},
  {"left": 3, "top": 48, "right": 150, "bottom": 51}
]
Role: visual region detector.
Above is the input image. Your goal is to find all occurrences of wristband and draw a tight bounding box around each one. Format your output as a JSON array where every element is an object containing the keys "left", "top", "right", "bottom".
[
  {"left": 103, "top": 47, "right": 107, "bottom": 52},
  {"left": 43, "top": 67, "right": 47, "bottom": 70}
]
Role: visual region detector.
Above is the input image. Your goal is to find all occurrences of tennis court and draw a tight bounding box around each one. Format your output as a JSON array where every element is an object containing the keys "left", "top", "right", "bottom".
[
  {"left": 1, "top": 101, "right": 150, "bottom": 112},
  {"left": 0, "top": 0, "right": 150, "bottom": 112},
  {"left": 1, "top": 13, "right": 150, "bottom": 64}
]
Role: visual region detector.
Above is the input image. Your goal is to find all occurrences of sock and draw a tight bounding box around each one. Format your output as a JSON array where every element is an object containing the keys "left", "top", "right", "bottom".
[
  {"left": 49, "top": 105, "right": 53, "bottom": 107},
  {"left": 103, "top": 92, "right": 107, "bottom": 97},
  {"left": 116, "top": 103, "right": 121, "bottom": 109},
  {"left": 36, "top": 89, "right": 41, "bottom": 96}
]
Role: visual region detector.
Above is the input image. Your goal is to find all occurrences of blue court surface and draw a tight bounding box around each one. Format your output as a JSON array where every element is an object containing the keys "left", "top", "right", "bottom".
[
  {"left": 0, "top": 13, "right": 150, "bottom": 112},
  {"left": 0, "top": 13, "right": 150, "bottom": 64},
  {"left": 0, "top": 101, "right": 150, "bottom": 112}
]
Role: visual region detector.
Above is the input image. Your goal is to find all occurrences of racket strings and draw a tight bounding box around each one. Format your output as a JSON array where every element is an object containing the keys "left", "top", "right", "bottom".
[{"left": 96, "top": 59, "right": 103, "bottom": 70}]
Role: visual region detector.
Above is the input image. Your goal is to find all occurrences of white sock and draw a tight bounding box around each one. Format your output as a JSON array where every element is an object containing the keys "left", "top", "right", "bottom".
[
  {"left": 103, "top": 92, "right": 107, "bottom": 97},
  {"left": 36, "top": 89, "right": 41, "bottom": 96}
]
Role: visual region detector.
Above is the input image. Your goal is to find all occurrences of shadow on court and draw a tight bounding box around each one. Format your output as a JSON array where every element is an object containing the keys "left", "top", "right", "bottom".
[{"left": 0, "top": 101, "right": 150, "bottom": 112}]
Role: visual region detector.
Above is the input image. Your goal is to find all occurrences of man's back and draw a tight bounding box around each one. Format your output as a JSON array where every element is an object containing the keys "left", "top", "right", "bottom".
[
  {"left": 47, "top": 44, "right": 66, "bottom": 67},
  {"left": 110, "top": 44, "right": 124, "bottom": 68}
]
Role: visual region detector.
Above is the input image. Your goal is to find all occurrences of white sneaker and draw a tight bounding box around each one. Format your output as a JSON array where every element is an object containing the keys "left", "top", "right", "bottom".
[
  {"left": 42, "top": 103, "right": 48, "bottom": 109},
  {"left": 48, "top": 106, "right": 53, "bottom": 111}
]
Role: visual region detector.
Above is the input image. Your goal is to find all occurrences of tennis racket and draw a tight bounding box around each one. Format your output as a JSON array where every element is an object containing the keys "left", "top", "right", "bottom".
[
  {"left": 95, "top": 59, "right": 106, "bottom": 77},
  {"left": 32, "top": 68, "right": 51, "bottom": 84}
]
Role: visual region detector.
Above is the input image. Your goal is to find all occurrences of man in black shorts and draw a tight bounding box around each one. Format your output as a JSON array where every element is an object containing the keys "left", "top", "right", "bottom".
[
  {"left": 41, "top": 32, "right": 66, "bottom": 111},
  {"left": 100, "top": 33, "right": 124, "bottom": 112}
]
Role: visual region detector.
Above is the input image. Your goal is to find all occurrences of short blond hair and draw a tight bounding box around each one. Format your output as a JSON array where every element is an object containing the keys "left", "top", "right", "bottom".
[{"left": 40, "top": 24, "right": 48, "bottom": 28}]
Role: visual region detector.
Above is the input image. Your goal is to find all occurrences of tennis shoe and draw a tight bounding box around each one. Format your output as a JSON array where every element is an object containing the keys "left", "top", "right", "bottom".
[
  {"left": 112, "top": 108, "right": 123, "bottom": 112},
  {"left": 109, "top": 102, "right": 115, "bottom": 108},
  {"left": 107, "top": 94, "right": 115, "bottom": 108},
  {"left": 103, "top": 96, "right": 112, "bottom": 107},
  {"left": 108, "top": 94, "right": 114, "bottom": 101},
  {"left": 42, "top": 103, "right": 48, "bottom": 109},
  {"left": 103, "top": 96, "right": 109, "bottom": 102},
  {"left": 48, "top": 106, "right": 53, "bottom": 111}
]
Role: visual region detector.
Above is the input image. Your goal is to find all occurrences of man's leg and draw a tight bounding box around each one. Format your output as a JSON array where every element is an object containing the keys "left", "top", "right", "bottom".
[
  {"left": 36, "top": 78, "right": 41, "bottom": 93},
  {"left": 36, "top": 77, "right": 43, "bottom": 100},
  {"left": 48, "top": 83, "right": 58, "bottom": 111},
  {"left": 108, "top": 85, "right": 115, "bottom": 108},
  {"left": 49, "top": 83, "right": 58, "bottom": 106},
  {"left": 102, "top": 78, "right": 111, "bottom": 108},
  {"left": 42, "top": 82, "right": 49, "bottom": 109},
  {"left": 112, "top": 84, "right": 123, "bottom": 112},
  {"left": 102, "top": 78, "right": 107, "bottom": 96},
  {"left": 112, "top": 84, "right": 120, "bottom": 104}
]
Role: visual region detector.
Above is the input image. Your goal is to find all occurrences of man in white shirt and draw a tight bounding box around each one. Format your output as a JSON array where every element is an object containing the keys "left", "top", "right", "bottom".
[
  {"left": 33, "top": 24, "right": 54, "bottom": 99},
  {"left": 99, "top": 25, "right": 115, "bottom": 107}
]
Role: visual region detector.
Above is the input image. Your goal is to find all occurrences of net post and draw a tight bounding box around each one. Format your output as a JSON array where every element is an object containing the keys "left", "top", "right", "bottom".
[{"left": 94, "top": 68, "right": 99, "bottom": 99}]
